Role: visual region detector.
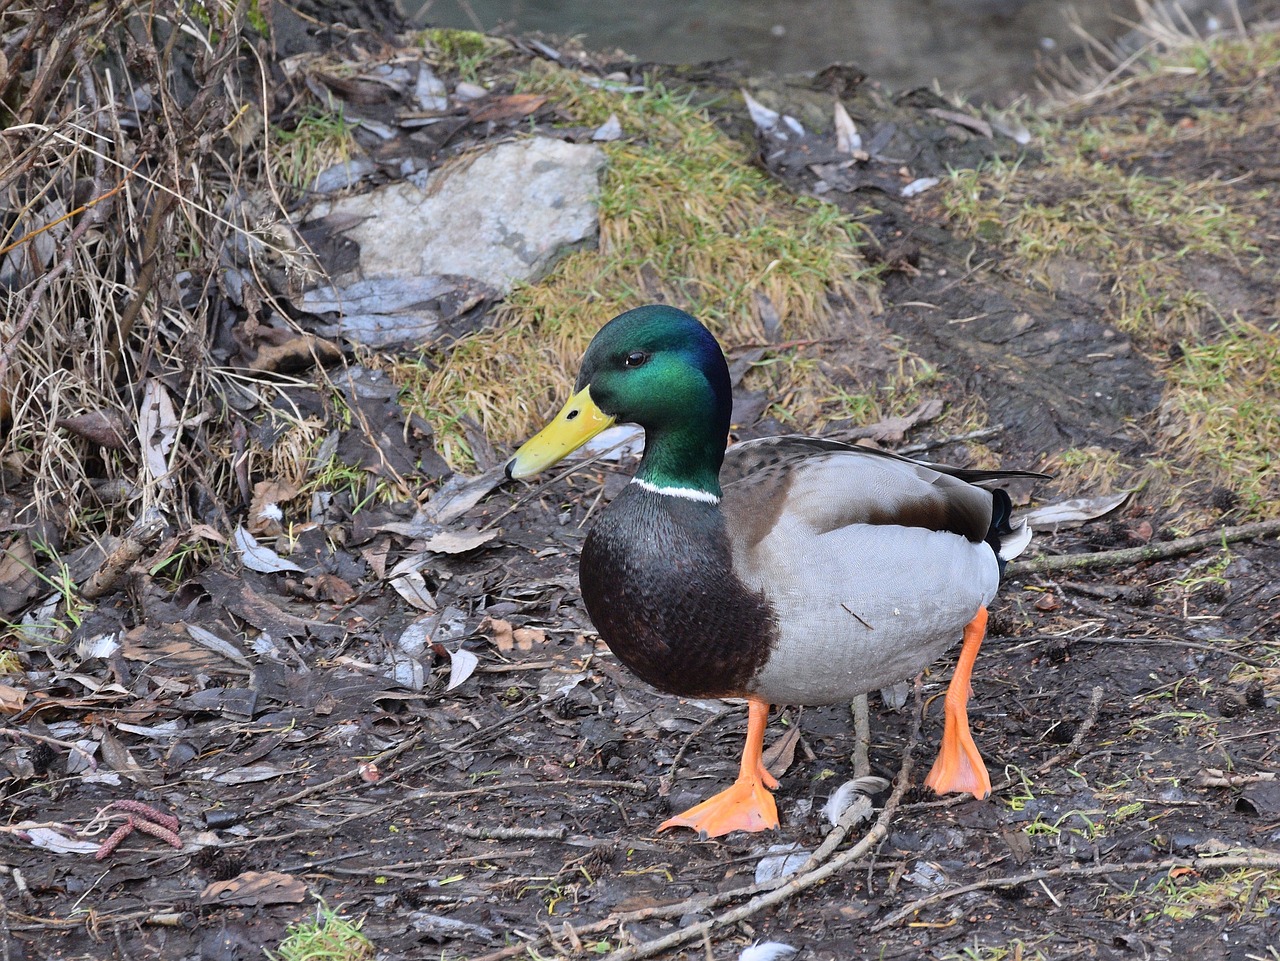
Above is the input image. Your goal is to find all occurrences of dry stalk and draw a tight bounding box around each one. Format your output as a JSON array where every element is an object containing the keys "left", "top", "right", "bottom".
[
  {"left": 1007, "top": 519, "right": 1280, "bottom": 576},
  {"left": 872, "top": 853, "right": 1280, "bottom": 932},
  {"left": 0, "top": 0, "right": 327, "bottom": 561}
]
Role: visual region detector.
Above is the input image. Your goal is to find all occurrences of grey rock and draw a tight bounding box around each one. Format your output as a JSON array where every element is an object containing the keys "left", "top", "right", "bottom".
[
  {"left": 301, "top": 274, "right": 492, "bottom": 348},
  {"left": 414, "top": 65, "right": 449, "bottom": 111},
  {"left": 310, "top": 136, "right": 606, "bottom": 293}
]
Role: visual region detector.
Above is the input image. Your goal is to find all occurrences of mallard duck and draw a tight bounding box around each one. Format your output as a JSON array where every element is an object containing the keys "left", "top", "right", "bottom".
[{"left": 506, "top": 305, "right": 1043, "bottom": 838}]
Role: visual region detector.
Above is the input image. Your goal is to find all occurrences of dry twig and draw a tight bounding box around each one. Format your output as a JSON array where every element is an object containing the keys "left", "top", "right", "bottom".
[
  {"left": 1007, "top": 519, "right": 1280, "bottom": 575},
  {"left": 872, "top": 853, "right": 1280, "bottom": 932}
]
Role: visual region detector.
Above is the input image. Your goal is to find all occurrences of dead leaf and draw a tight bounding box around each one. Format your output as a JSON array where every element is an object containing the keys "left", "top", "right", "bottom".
[
  {"left": 121, "top": 625, "right": 247, "bottom": 673},
  {"left": 846, "top": 399, "right": 944, "bottom": 444},
  {"left": 486, "top": 617, "right": 516, "bottom": 653},
  {"left": 247, "top": 333, "right": 343, "bottom": 373},
  {"left": 1020, "top": 491, "right": 1131, "bottom": 530},
  {"left": 833, "top": 101, "right": 865, "bottom": 156},
  {"left": 754, "top": 844, "right": 810, "bottom": 884},
  {"left": 762, "top": 725, "right": 801, "bottom": 779},
  {"left": 926, "top": 107, "right": 993, "bottom": 139},
  {"left": 248, "top": 480, "right": 302, "bottom": 537},
  {"left": 317, "top": 73, "right": 391, "bottom": 105},
  {"left": 421, "top": 467, "right": 506, "bottom": 525},
  {"left": 200, "top": 870, "right": 307, "bottom": 907},
  {"left": 233, "top": 526, "right": 305, "bottom": 573},
  {"left": 187, "top": 523, "right": 227, "bottom": 544},
  {"left": 360, "top": 535, "right": 392, "bottom": 579},
  {"left": 446, "top": 648, "right": 479, "bottom": 691},
  {"left": 390, "top": 570, "right": 438, "bottom": 612},
  {"left": 138, "top": 379, "right": 179, "bottom": 489},
  {"left": 0, "top": 535, "right": 41, "bottom": 616},
  {"left": 419, "top": 527, "right": 497, "bottom": 554},
  {"left": 56, "top": 410, "right": 129, "bottom": 449},
  {"left": 1001, "top": 826, "right": 1033, "bottom": 864},
  {"left": 468, "top": 93, "right": 546, "bottom": 123},
  {"left": 512, "top": 627, "right": 546, "bottom": 651},
  {"left": 742, "top": 89, "right": 780, "bottom": 132},
  {"left": 184, "top": 623, "right": 252, "bottom": 667},
  {"left": 1034, "top": 593, "right": 1060, "bottom": 611},
  {"left": 199, "top": 571, "right": 342, "bottom": 641},
  {"left": 14, "top": 822, "right": 100, "bottom": 856},
  {"left": 99, "top": 728, "right": 156, "bottom": 786},
  {"left": 307, "top": 572, "right": 356, "bottom": 604},
  {"left": 0, "top": 684, "right": 26, "bottom": 714},
  {"left": 207, "top": 762, "right": 290, "bottom": 785}
]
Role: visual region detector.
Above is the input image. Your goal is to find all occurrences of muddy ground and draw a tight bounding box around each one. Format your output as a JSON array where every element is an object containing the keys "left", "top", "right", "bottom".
[
  {"left": 4, "top": 7, "right": 1280, "bottom": 961},
  {"left": 10, "top": 458, "right": 1279, "bottom": 961}
]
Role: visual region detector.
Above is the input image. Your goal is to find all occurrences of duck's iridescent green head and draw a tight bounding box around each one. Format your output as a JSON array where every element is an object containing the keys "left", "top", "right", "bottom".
[{"left": 506, "top": 305, "right": 732, "bottom": 495}]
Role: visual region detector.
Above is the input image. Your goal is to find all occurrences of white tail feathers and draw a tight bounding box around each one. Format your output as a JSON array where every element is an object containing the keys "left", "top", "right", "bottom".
[{"left": 998, "top": 518, "right": 1033, "bottom": 561}]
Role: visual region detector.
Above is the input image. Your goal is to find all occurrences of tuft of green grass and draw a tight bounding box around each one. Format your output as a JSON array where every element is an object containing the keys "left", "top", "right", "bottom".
[
  {"left": 1038, "top": 445, "right": 1134, "bottom": 497},
  {"left": 1131, "top": 867, "right": 1280, "bottom": 923},
  {"left": 393, "top": 64, "right": 879, "bottom": 467},
  {"left": 939, "top": 939, "right": 1049, "bottom": 961},
  {"left": 941, "top": 27, "right": 1279, "bottom": 520},
  {"left": 943, "top": 156, "right": 1257, "bottom": 344},
  {"left": 1162, "top": 322, "right": 1280, "bottom": 513},
  {"left": 267, "top": 905, "right": 373, "bottom": 961},
  {"left": 272, "top": 107, "right": 356, "bottom": 191}
]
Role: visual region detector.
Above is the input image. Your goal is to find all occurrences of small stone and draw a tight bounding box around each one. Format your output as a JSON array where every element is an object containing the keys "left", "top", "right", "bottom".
[{"left": 454, "top": 81, "right": 488, "bottom": 101}]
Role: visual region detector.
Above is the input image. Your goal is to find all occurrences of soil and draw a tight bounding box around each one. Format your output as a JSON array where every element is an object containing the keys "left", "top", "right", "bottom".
[{"left": 4, "top": 7, "right": 1279, "bottom": 961}]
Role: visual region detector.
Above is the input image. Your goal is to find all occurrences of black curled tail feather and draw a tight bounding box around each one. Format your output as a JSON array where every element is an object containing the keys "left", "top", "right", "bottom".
[{"left": 986, "top": 488, "right": 1031, "bottom": 577}]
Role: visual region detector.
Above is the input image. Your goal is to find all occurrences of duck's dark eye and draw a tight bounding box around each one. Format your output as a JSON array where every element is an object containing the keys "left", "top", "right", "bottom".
[{"left": 624, "top": 351, "right": 649, "bottom": 368}]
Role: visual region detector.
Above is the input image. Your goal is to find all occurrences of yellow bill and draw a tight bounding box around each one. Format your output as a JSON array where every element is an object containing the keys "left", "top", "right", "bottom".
[{"left": 505, "top": 385, "right": 616, "bottom": 479}]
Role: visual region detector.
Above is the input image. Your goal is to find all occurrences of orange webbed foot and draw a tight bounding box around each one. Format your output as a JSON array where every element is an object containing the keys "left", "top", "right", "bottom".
[
  {"left": 924, "top": 711, "right": 992, "bottom": 798},
  {"left": 659, "top": 698, "right": 781, "bottom": 838},
  {"left": 925, "top": 608, "right": 992, "bottom": 799},
  {"left": 658, "top": 773, "right": 779, "bottom": 837}
]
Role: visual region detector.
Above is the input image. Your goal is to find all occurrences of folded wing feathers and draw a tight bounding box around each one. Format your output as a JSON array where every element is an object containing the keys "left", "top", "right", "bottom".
[{"left": 725, "top": 437, "right": 1042, "bottom": 554}]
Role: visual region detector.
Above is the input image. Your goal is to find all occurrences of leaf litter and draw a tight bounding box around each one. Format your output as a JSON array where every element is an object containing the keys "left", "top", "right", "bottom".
[{"left": 0, "top": 4, "right": 1278, "bottom": 961}]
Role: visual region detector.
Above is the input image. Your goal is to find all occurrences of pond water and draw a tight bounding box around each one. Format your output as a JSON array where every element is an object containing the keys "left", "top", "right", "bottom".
[{"left": 406, "top": 0, "right": 1241, "bottom": 100}]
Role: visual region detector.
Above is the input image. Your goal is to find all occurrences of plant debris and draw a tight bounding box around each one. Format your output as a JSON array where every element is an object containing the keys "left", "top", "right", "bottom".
[{"left": 1, "top": 3, "right": 1278, "bottom": 960}]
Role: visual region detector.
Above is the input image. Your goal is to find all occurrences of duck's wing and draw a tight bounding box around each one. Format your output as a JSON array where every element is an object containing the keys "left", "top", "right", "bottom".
[{"left": 721, "top": 435, "right": 1044, "bottom": 549}]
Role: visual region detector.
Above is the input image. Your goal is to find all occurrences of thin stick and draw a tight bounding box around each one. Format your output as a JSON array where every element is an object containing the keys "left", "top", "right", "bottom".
[
  {"left": 256, "top": 732, "right": 424, "bottom": 815},
  {"left": 897, "top": 425, "right": 1006, "bottom": 455},
  {"left": 851, "top": 694, "right": 870, "bottom": 778},
  {"left": 1007, "top": 519, "right": 1280, "bottom": 576},
  {"left": 1032, "top": 685, "right": 1102, "bottom": 776},
  {"left": 659, "top": 710, "right": 727, "bottom": 797}
]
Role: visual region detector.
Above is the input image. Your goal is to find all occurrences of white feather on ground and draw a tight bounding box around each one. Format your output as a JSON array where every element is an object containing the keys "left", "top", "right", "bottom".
[{"left": 739, "top": 941, "right": 798, "bottom": 961}]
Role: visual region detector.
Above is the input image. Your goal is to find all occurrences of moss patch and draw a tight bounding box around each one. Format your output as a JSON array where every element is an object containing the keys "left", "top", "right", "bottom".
[{"left": 943, "top": 155, "right": 1258, "bottom": 344}]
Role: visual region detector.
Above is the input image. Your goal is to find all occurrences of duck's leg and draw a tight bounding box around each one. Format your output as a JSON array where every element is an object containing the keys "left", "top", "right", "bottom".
[
  {"left": 925, "top": 607, "right": 993, "bottom": 799},
  {"left": 659, "top": 698, "right": 780, "bottom": 837}
]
